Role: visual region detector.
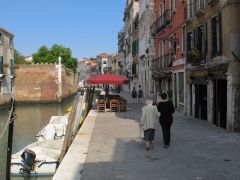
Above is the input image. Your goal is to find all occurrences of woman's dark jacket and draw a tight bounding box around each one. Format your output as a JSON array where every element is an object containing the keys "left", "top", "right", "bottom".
[{"left": 157, "top": 101, "right": 175, "bottom": 122}]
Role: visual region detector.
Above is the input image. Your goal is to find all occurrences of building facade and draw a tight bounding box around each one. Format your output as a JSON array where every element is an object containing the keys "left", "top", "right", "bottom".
[
  {"left": 0, "top": 27, "right": 14, "bottom": 108},
  {"left": 139, "top": 0, "right": 156, "bottom": 99},
  {"left": 185, "top": 0, "right": 240, "bottom": 131},
  {"left": 151, "top": 0, "right": 186, "bottom": 109},
  {"left": 123, "top": 0, "right": 140, "bottom": 91},
  {"left": 96, "top": 53, "right": 111, "bottom": 74},
  {"left": 78, "top": 58, "right": 97, "bottom": 87}
]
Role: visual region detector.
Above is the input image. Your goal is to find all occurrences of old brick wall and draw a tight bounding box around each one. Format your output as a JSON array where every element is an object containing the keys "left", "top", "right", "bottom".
[
  {"left": 62, "top": 66, "right": 77, "bottom": 99},
  {"left": 15, "top": 64, "right": 77, "bottom": 102}
]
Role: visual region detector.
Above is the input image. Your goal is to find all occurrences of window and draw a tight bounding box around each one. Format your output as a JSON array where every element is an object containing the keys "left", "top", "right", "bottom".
[
  {"left": 0, "top": 56, "right": 3, "bottom": 74},
  {"left": 171, "top": 0, "right": 176, "bottom": 10},
  {"left": 197, "top": 0, "right": 205, "bottom": 10},
  {"left": 10, "top": 59, "right": 14, "bottom": 75},
  {"left": 187, "top": 0, "right": 193, "bottom": 19},
  {"left": 10, "top": 79, "right": 14, "bottom": 92},
  {"left": 211, "top": 13, "right": 222, "bottom": 57},
  {"left": 170, "top": 0, "right": 176, "bottom": 19},
  {"left": 187, "top": 23, "right": 207, "bottom": 63},
  {"left": 132, "top": 40, "right": 139, "bottom": 56},
  {"left": 9, "top": 37, "right": 13, "bottom": 48}
]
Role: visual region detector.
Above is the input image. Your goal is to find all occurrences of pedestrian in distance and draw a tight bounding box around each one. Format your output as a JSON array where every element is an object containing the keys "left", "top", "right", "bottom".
[
  {"left": 140, "top": 98, "right": 160, "bottom": 151},
  {"left": 138, "top": 85, "right": 143, "bottom": 103},
  {"left": 157, "top": 93, "right": 175, "bottom": 148},
  {"left": 131, "top": 87, "right": 137, "bottom": 103}
]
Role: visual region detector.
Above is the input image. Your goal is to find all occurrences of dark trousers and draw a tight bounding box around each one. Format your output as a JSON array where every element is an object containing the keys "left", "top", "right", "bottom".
[{"left": 160, "top": 120, "right": 173, "bottom": 146}]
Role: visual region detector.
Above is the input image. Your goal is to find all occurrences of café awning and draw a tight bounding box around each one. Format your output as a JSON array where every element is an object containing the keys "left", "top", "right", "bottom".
[{"left": 87, "top": 73, "right": 129, "bottom": 85}]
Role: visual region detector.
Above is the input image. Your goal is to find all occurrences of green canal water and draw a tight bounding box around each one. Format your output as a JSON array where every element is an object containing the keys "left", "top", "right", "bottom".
[{"left": 0, "top": 96, "right": 75, "bottom": 180}]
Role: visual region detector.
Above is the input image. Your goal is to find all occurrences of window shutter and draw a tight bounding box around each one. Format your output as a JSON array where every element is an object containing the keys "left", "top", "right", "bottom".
[
  {"left": 205, "top": 22, "right": 208, "bottom": 53},
  {"left": 187, "top": 32, "right": 191, "bottom": 51},
  {"left": 211, "top": 17, "right": 217, "bottom": 57},
  {"left": 0, "top": 56, "right": 3, "bottom": 74},
  {"left": 218, "top": 12, "right": 222, "bottom": 55}
]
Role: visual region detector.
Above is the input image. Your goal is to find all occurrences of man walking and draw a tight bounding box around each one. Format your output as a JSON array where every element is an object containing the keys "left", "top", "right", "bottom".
[{"left": 157, "top": 93, "right": 175, "bottom": 148}]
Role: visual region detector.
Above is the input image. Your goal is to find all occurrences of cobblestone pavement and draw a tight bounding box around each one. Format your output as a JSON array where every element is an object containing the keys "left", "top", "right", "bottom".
[{"left": 81, "top": 91, "right": 240, "bottom": 180}]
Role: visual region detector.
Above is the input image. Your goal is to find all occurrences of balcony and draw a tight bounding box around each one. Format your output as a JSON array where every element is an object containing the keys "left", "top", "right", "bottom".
[
  {"left": 151, "top": 54, "right": 173, "bottom": 72},
  {"left": 150, "top": 10, "right": 172, "bottom": 37}
]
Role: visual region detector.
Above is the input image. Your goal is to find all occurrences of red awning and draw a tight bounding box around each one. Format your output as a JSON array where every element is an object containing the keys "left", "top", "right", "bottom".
[{"left": 87, "top": 73, "right": 129, "bottom": 85}]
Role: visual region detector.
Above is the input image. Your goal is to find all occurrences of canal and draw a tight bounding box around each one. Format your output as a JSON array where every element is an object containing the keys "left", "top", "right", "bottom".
[{"left": 0, "top": 96, "right": 75, "bottom": 180}]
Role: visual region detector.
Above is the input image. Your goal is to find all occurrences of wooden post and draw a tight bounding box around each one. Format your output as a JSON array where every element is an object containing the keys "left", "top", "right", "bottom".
[{"left": 6, "top": 99, "right": 16, "bottom": 180}]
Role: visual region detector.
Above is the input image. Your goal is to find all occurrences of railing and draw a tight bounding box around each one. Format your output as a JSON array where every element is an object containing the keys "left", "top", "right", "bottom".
[
  {"left": 150, "top": 10, "right": 172, "bottom": 36},
  {"left": 151, "top": 54, "right": 173, "bottom": 72}
]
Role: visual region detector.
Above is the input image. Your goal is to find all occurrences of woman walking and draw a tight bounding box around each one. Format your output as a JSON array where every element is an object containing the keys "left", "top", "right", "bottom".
[
  {"left": 157, "top": 93, "right": 175, "bottom": 148},
  {"left": 140, "top": 98, "right": 160, "bottom": 151}
]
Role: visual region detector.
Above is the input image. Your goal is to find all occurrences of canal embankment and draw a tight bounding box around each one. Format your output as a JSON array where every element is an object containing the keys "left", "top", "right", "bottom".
[
  {"left": 0, "top": 95, "right": 75, "bottom": 180},
  {"left": 54, "top": 91, "right": 240, "bottom": 180}
]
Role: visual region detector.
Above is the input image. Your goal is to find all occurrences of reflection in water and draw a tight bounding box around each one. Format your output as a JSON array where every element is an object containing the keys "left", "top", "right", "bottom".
[{"left": 0, "top": 96, "right": 75, "bottom": 180}]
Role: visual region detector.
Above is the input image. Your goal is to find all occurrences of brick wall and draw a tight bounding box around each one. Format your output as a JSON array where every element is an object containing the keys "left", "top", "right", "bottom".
[{"left": 15, "top": 64, "right": 77, "bottom": 102}]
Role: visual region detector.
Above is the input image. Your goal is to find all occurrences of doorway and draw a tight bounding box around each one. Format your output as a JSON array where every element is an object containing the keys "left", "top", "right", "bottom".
[
  {"left": 195, "top": 84, "right": 207, "bottom": 120},
  {"left": 213, "top": 79, "right": 227, "bottom": 129}
]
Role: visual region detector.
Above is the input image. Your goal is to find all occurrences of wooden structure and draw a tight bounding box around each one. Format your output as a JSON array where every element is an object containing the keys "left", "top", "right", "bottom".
[{"left": 97, "top": 99, "right": 106, "bottom": 112}]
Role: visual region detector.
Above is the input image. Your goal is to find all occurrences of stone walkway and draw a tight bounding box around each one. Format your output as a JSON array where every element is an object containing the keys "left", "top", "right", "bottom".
[{"left": 81, "top": 92, "right": 240, "bottom": 180}]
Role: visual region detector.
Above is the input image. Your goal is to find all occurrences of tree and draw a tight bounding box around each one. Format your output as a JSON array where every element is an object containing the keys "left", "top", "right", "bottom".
[
  {"left": 14, "top": 49, "right": 28, "bottom": 64},
  {"left": 32, "top": 44, "right": 78, "bottom": 72}
]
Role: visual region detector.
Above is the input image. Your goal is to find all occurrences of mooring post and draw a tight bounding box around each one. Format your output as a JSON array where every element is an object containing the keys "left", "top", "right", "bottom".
[{"left": 5, "top": 98, "right": 16, "bottom": 180}]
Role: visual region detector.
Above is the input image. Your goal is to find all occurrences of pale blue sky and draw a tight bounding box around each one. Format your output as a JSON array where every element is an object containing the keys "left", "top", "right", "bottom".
[{"left": 1, "top": 0, "right": 125, "bottom": 59}]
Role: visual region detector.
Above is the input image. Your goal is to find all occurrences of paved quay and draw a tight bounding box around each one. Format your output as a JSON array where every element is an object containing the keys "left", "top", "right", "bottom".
[{"left": 80, "top": 92, "right": 240, "bottom": 180}]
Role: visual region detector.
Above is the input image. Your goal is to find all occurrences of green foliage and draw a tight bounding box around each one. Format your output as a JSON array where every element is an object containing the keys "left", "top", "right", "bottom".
[
  {"left": 188, "top": 48, "right": 200, "bottom": 61},
  {"left": 14, "top": 49, "right": 28, "bottom": 64},
  {"left": 32, "top": 44, "right": 78, "bottom": 72}
]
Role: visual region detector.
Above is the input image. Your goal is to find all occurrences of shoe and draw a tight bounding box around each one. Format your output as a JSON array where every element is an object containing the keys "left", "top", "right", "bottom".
[
  {"left": 163, "top": 145, "right": 169, "bottom": 148},
  {"left": 145, "top": 147, "right": 150, "bottom": 151},
  {"left": 150, "top": 144, "right": 154, "bottom": 149}
]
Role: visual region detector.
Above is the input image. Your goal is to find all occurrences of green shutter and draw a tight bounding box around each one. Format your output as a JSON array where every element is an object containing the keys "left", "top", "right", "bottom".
[{"left": 211, "top": 17, "right": 217, "bottom": 57}]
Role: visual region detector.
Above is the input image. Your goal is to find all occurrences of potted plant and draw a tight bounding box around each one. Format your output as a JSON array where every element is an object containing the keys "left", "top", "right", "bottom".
[{"left": 187, "top": 48, "right": 200, "bottom": 63}]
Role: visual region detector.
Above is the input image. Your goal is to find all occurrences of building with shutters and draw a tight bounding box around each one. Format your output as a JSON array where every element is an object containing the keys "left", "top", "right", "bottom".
[
  {"left": 185, "top": 0, "right": 240, "bottom": 131},
  {"left": 0, "top": 27, "right": 14, "bottom": 108},
  {"left": 151, "top": 0, "right": 186, "bottom": 110},
  {"left": 123, "top": 0, "right": 140, "bottom": 91},
  {"left": 139, "top": 0, "right": 155, "bottom": 99}
]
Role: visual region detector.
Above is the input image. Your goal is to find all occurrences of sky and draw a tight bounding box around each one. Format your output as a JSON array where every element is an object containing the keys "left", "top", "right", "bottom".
[{"left": 1, "top": 0, "right": 126, "bottom": 59}]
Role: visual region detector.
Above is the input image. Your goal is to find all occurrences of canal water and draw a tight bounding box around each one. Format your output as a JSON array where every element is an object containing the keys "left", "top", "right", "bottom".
[{"left": 0, "top": 96, "right": 75, "bottom": 180}]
